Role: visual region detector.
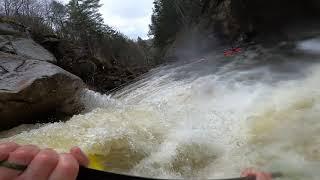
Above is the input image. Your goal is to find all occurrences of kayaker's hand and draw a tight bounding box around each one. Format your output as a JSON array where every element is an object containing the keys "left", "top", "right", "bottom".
[
  {"left": 0, "top": 142, "right": 89, "bottom": 180},
  {"left": 241, "top": 168, "right": 272, "bottom": 180}
]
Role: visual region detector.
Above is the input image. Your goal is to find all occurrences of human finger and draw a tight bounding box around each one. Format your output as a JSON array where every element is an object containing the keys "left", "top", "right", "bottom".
[
  {"left": 241, "top": 168, "right": 256, "bottom": 177},
  {"left": 18, "top": 149, "right": 59, "bottom": 180},
  {"left": 257, "top": 172, "right": 272, "bottom": 180},
  {"left": 0, "top": 145, "right": 40, "bottom": 179},
  {"left": 8, "top": 145, "right": 40, "bottom": 166},
  {"left": 48, "top": 153, "right": 79, "bottom": 180},
  {"left": 0, "top": 142, "right": 20, "bottom": 180},
  {"left": 0, "top": 142, "right": 20, "bottom": 161},
  {"left": 70, "top": 147, "right": 89, "bottom": 167}
]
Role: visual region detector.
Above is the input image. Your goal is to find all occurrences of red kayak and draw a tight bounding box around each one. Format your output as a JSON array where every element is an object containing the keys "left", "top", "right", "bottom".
[{"left": 224, "top": 47, "right": 242, "bottom": 57}]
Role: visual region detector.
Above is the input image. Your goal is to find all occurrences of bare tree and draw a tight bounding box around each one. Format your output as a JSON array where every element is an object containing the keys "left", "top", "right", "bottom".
[
  {"left": 4, "top": 0, "right": 12, "bottom": 16},
  {"left": 0, "top": 1, "right": 5, "bottom": 15}
]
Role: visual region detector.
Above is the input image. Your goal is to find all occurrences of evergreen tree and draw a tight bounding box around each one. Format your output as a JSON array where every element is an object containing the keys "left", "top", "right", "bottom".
[
  {"left": 67, "top": 0, "right": 105, "bottom": 52},
  {"left": 149, "top": 0, "right": 180, "bottom": 48},
  {"left": 149, "top": 0, "right": 203, "bottom": 48}
]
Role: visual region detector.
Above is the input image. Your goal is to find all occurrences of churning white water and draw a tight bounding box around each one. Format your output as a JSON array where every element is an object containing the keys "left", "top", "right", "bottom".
[{"left": 1, "top": 40, "right": 320, "bottom": 179}]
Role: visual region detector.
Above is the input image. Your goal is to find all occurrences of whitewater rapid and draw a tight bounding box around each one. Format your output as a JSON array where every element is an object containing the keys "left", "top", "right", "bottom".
[{"left": 1, "top": 40, "right": 320, "bottom": 179}]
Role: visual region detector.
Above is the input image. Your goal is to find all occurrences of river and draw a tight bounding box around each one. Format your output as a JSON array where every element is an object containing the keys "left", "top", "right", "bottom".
[{"left": 1, "top": 38, "right": 320, "bottom": 179}]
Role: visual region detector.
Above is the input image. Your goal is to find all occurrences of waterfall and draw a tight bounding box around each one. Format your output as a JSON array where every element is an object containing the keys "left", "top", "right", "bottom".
[{"left": 1, "top": 39, "right": 320, "bottom": 179}]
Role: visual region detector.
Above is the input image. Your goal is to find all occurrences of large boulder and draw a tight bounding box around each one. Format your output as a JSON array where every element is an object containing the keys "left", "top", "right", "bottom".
[
  {"left": 12, "top": 38, "right": 57, "bottom": 63},
  {"left": 0, "top": 52, "right": 85, "bottom": 131},
  {"left": 0, "top": 35, "right": 57, "bottom": 63}
]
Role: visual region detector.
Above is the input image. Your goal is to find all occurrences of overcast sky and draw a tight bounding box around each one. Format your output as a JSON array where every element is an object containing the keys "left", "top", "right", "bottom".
[{"left": 62, "top": 0, "right": 154, "bottom": 39}]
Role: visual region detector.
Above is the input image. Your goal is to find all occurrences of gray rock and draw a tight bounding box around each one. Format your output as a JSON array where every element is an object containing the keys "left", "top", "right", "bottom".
[
  {"left": 0, "top": 23, "right": 22, "bottom": 36},
  {"left": 0, "top": 35, "right": 57, "bottom": 63},
  {"left": 11, "top": 38, "right": 57, "bottom": 63},
  {"left": 0, "top": 36, "right": 15, "bottom": 54},
  {"left": 0, "top": 44, "right": 15, "bottom": 54},
  {"left": 0, "top": 35, "right": 9, "bottom": 48},
  {"left": 0, "top": 52, "right": 85, "bottom": 130}
]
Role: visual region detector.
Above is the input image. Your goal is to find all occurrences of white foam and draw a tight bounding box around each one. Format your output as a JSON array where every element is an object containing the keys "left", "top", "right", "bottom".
[
  {"left": 1, "top": 54, "right": 320, "bottom": 179},
  {"left": 297, "top": 37, "right": 320, "bottom": 54}
]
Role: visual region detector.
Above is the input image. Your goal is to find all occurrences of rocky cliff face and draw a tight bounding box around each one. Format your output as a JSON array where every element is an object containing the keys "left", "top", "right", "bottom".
[{"left": 0, "top": 21, "right": 85, "bottom": 131}]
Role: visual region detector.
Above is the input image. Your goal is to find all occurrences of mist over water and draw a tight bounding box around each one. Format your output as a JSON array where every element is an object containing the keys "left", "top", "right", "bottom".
[{"left": 1, "top": 39, "right": 320, "bottom": 179}]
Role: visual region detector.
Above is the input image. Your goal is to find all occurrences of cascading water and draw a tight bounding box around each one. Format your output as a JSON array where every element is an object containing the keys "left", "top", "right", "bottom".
[{"left": 1, "top": 38, "right": 320, "bottom": 179}]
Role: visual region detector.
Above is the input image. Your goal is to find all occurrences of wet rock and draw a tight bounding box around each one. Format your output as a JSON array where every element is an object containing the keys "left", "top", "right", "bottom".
[{"left": 0, "top": 52, "right": 85, "bottom": 131}]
